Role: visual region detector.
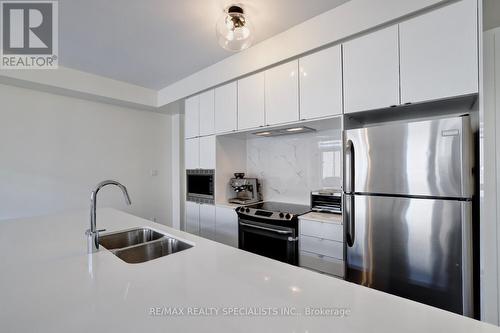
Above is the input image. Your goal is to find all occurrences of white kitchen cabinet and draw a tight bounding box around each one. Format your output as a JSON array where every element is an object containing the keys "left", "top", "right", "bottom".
[
  {"left": 199, "top": 135, "right": 216, "bottom": 169},
  {"left": 199, "top": 89, "right": 215, "bottom": 136},
  {"left": 343, "top": 25, "right": 400, "bottom": 113},
  {"left": 215, "top": 82, "right": 237, "bottom": 134},
  {"left": 199, "top": 204, "right": 216, "bottom": 240},
  {"left": 399, "top": 0, "right": 478, "bottom": 104},
  {"left": 299, "top": 215, "right": 344, "bottom": 278},
  {"left": 186, "top": 202, "right": 216, "bottom": 239},
  {"left": 184, "top": 138, "right": 199, "bottom": 170},
  {"left": 299, "top": 251, "right": 344, "bottom": 277},
  {"left": 299, "top": 45, "right": 343, "bottom": 119},
  {"left": 215, "top": 206, "right": 238, "bottom": 247},
  {"left": 300, "top": 219, "right": 343, "bottom": 242},
  {"left": 238, "top": 73, "right": 265, "bottom": 130},
  {"left": 185, "top": 201, "right": 200, "bottom": 235},
  {"left": 265, "top": 60, "right": 299, "bottom": 125},
  {"left": 184, "top": 95, "right": 199, "bottom": 139},
  {"left": 301, "top": 235, "right": 343, "bottom": 260},
  {"left": 185, "top": 135, "right": 214, "bottom": 170}
]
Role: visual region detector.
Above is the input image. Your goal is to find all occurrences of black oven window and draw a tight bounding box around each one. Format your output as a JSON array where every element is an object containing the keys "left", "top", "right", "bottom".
[
  {"left": 242, "top": 231, "right": 290, "bottom": 263},
  {"left": 187, "top": 175, "right": 212, "bottom": 195}
]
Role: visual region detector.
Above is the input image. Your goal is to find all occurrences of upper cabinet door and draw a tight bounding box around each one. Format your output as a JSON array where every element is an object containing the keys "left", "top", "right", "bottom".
[
  {"left": 199, "top": 135, "right": 216, "bottom": 169},
  {"left": 343, "top": 25, "right": 400, "bottom": 113},
  {"left": 184, "top": 95, "right": 199, "bottom": 138},
  {"left": 399, "top": 0, "right": 478, "bottom": 104},
  {"left": 199, "top": 89, "right": 215, "bottom": 136},
  {"left": 238, "top": 73, "right": 265, "bottom": 130},
  {"left": 299, "top": 45, "right": 343, "bottom": 119},
  {"left": 215, "top": 82, "right": 237, "bottom": 134},
  {"left": 265, "top": 60, "right": 299, "bottom": 126},
  {"left": 185, "top": 138, "right": 199, "bottom": 169}
]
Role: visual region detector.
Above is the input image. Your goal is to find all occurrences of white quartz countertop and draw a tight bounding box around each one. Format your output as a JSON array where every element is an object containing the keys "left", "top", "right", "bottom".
[
  {"left": 215, "top": 201, "right": 262, "bottom": 209},
  {"left": 0, "top": 208, "right": 498, "bottom": 333},
  {"left": 299, "top": 212, "right": 343, "bottom": 224},
  {"left": 215, "top": 202, "right": 241, "bottom": 209}
]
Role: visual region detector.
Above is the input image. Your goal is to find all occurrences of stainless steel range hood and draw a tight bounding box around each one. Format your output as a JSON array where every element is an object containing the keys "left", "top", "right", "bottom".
[{"left": 253, "top": 126, "right": 316, "bottom": 137}]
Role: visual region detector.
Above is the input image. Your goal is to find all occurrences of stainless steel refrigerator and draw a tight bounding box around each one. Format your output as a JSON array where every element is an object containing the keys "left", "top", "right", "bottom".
[{"left": 343, "top": 115, "right": 474, "bottom": 317}]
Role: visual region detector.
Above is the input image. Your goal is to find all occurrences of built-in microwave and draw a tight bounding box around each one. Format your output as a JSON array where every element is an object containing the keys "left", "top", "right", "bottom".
[{"left": 186, "top": 169, "right": 214, "bottom": 204}]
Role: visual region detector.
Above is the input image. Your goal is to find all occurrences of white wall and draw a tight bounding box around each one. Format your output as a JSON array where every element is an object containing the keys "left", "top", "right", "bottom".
[
  {"left": 0, "top": 83, "right": 173, "bottom": 225},
  {"left": 170, "top": 112, "right": 184, "bottom": 230}
]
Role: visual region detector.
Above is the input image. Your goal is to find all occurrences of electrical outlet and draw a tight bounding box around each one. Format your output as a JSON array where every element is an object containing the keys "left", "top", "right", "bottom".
[{"left": 150, "top": 169, "right": 158, "bottom": 177}]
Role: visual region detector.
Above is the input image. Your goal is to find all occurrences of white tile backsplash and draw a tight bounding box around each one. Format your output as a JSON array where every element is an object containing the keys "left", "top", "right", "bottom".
[{"left": 246, "top": 129, "right": 342, "bottom": 205}]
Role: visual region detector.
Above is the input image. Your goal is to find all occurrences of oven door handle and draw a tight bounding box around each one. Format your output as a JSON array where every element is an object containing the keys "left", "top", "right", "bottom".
[{"left": 239, "top": 222, "right": 293, "bottom": 235}]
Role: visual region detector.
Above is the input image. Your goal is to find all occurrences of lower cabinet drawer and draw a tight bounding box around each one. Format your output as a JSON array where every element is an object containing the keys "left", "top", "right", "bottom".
[
  {"left": 300, "top": 219, "right": 343, "bottom": 242},
  {"left": 300, "top": 235, "right": 343, "bottom": 259},
  {"left": 300, "top": 251, "right": 344, "bottom": 277}
]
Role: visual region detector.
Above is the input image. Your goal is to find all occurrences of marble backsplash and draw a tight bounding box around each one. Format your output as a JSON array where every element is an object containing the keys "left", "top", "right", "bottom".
[{"left": 246, "top": 129, "right": 342, "bottom": 205}]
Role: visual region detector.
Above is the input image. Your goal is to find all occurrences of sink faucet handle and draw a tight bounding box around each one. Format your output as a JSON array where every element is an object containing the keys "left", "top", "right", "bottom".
[{"left": 86, "top": 228, "right": 106, "bottom": 235}]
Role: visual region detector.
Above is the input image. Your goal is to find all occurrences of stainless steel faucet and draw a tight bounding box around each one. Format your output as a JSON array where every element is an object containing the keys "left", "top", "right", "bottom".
[{"left": 86, "top": 180, "right": 132, "bottom": 253}]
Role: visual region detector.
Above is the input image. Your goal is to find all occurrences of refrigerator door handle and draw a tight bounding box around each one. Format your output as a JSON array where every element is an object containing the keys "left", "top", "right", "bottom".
[
  {"left": 345, "top": 139, "right": 354, "bottom": 193},
  {"left": 344, "top": 194, "right": 355, "bottom": 247}
]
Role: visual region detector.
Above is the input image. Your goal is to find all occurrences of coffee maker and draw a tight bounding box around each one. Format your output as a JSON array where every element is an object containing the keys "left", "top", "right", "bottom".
[{"left": 229, "top": 173, "right": 261, "bottom": 205}]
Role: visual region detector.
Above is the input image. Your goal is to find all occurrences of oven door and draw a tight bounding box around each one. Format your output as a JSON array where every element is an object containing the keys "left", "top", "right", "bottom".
[{"left": 238, "top": 218, "right": 298, "bottom": 265}]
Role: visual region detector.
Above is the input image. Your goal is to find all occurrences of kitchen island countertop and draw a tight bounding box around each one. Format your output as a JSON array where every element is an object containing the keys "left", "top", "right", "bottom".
[{"left": 0, "top": 208, "right": 497, "bottom": 333}]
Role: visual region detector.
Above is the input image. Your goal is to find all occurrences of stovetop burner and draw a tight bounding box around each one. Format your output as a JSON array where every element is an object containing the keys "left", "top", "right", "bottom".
[
  {"left": 245, "top": 201, "right": 311, "bottom": 215},
  {"left": 237, "top": 201, "right": 311, "bottom": 222}
]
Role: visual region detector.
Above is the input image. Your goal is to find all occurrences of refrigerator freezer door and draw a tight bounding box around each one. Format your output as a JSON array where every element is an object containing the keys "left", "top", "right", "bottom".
[
  {"left": 345, "top": 194, "right": 473, "bottom": 316},
  {"left": 344, "top": 116, "right": 473, "bottom": 198}
]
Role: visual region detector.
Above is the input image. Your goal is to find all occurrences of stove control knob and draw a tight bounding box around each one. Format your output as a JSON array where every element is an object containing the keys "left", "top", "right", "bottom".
[
  {"left": 279, "top": 212, "right": 284, "bottom": 218},
  {"left": 238, "top": 207, "right": 244, "bottom": 212},
  {"left": 245, "top": 208, "right": 250, "bottom": 213},
  {"left": 285, "top": 213, "right": 291, "bottom": 219}
]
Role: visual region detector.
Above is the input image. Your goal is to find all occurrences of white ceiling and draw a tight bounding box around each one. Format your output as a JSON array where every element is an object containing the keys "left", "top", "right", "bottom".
[{"left": 59, "top": 0, "right": 350, "bottom": 89}]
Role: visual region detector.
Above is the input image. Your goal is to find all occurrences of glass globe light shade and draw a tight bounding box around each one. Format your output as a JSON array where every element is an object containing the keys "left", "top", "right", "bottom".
[{"left": 216, "top": 7, "right": 253, "bottom": 52}]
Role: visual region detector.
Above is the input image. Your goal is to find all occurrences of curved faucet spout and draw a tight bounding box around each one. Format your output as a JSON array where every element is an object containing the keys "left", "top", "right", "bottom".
[{"left": 87, "top": 180, "right": 132, "bottom": 253}]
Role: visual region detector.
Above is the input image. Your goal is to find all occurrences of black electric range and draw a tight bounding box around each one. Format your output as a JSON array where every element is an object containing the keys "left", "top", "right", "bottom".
[{"left": 236, "top": 201, "right": 311, "bottom": 265}]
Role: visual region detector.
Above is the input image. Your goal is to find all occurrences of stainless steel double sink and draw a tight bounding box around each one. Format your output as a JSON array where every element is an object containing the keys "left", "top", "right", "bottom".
[{"left": 99, "top": 228, "right": 193, "bottom": 264}]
